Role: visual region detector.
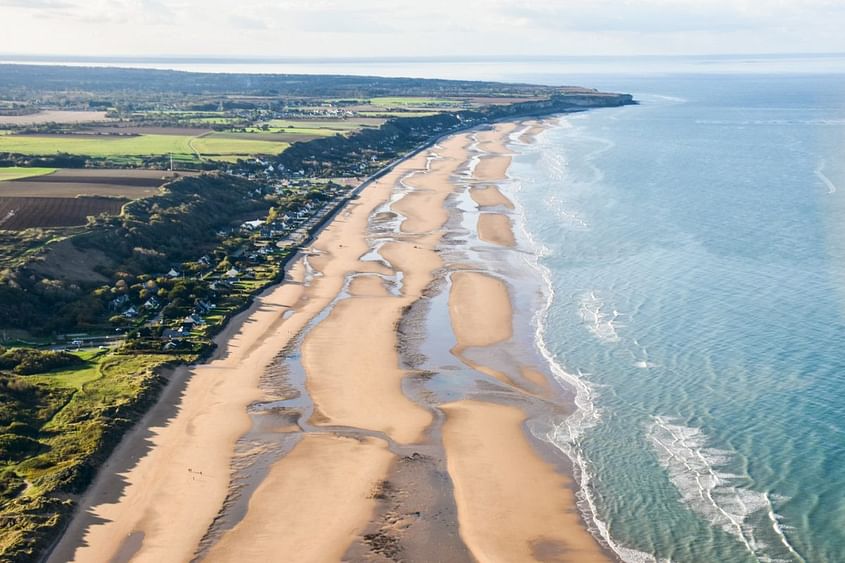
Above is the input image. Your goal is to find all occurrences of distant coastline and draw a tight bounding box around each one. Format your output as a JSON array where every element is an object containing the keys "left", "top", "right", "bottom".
[{"left": 3, "top": 52, "right": 844, "bottom": 77}]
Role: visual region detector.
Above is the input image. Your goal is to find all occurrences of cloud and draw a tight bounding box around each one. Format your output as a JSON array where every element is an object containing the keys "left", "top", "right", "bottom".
[
  {"left": 498, "top": 1, "right": 759, "bottom": 33},
  {"left": 0, "top": 0, "right": 76, "bottom": 10},
  {"left": 1, "top": 0, "right": 844, "bottom": 57},
  {"left": 229, "top": 14, "right": 270, "bottom": 30}
]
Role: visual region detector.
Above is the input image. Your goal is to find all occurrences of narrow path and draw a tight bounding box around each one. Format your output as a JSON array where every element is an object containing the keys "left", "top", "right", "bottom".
[{"left": 188, "top": 131, "right": 212, "bottom": 162}]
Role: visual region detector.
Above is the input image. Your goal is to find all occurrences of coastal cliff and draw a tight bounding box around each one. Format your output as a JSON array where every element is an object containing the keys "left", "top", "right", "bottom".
[{"left": 277, "top": 88, "right": 634, "bottom": 176}]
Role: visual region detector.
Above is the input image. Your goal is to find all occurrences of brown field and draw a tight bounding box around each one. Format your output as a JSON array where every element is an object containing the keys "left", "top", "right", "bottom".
[
  {"left": 0, "top": 111, "right": 111, "bottom": 125},
  {"left": 0, "top": 196, "right": 126, "bottom": 229},
  {"left": 0, "top": 169, "right": 191, "bottom": 198}
]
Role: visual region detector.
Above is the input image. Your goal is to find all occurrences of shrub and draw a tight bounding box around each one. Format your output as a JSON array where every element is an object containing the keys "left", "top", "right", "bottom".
[{"left": 0, "top": 349, "right": 85, "bottom": 375}]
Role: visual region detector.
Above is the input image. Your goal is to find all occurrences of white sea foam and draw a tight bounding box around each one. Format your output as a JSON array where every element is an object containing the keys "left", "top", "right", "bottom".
[
  {"left": 301, "top": 253, "right": 322, "bottom": 283},
  {"left": 508, "top": 140, "right": 656, "bottom": 561},
  {"left": 531, "top": 250, "right": 659, "bottom": 563},
  {"left": 629, "top": 340, "right": 659, "bottom": 368},
  {"left": 648, "top": 417, "right": 804, "bottom": 562},
  {"left": 649, "top": 94, "right": 688, "bottom": 104},
  {"left": 510, "top": 124, "right": 533, "bottom": 146},
  {"left": 546, "top": 193, "right": 590, "bottom": 230},
  {"left": 579, "top": 290, "right": 623, "bottom": 343},
  {"left": 462, "top": 132, "right": 483, "bottom": 179},
  {"left": 551, "top": 129, "right": 615, "bottom": 186},
  {"left": 814, "top": 160, "right": 838, "bottom": 194}
]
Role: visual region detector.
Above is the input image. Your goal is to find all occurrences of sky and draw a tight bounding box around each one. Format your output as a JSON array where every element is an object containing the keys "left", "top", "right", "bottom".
[{"left": 0, "top": 0, "right": 843, "bottom": 59}]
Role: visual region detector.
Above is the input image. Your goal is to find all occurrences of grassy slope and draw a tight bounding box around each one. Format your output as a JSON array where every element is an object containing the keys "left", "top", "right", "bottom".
[
  {"left": 0, "top": 167, "right": 56, "bottom": 182},
  {"left": 0, "top": 350, "right": 177, "bottom": 561}
]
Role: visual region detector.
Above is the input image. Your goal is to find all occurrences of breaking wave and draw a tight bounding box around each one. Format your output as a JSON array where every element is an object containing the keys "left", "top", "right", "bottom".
[{"left": 648, "top": 417, "right": 804, "bottom": 562}]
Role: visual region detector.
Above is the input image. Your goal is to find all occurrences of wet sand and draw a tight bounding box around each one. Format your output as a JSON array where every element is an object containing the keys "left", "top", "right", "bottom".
[
  {"left": 470, "top": 185, "right": 515, "bottom": 209},
  {"left": 301, "top": 277, "right": 432, "bottom": 444},
  {"left": 519, "top": 119, "right": 551, "bottom": 143},
  {"left": 205, "top": 434, "right": 394, "bottom": 562},
  {"left": 50, "top": 121, "right": 609, "bottom": 562},
  {"left": 449, "top": 271, "right": 513, "bottom": 350},
  {"left": 477, "top": 212, "right": 516, "bottom": 246},
  {"left": 443, "top": 400, "right": 608, "bottom": 563},
  {"left": 474, "top": 154, "right": 512, "bottom": 182}
]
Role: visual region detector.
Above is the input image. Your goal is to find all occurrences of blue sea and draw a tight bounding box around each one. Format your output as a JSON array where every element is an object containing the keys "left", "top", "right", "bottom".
[{"left": 505, "top": 73, "right": 845, "bottom": 562}]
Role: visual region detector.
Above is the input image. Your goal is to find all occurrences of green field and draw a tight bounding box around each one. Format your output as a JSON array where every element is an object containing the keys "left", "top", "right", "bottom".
[
  {"left": 266, "top": 118, "right": 383, "bottom": 131},
  {"left": 0, "top": 134, "right": 288, "bottom": 161},
  {"left": 0, "top": 167, "right": 56, "bottom": 181},
  {"left": 358, "top": 110, "right": 440, "bottom": 118},
  {"left": 192, "top": 135, "right": 289, "bottom": 156},
  {"left": 369, "top": 96, "right": 463, "bottom": 108},
  {"left": 239, "top": 118, "right": 387, "bottom": 139},
  {"left": 250, "top": 125, "right": 340, "bottom": 137}
]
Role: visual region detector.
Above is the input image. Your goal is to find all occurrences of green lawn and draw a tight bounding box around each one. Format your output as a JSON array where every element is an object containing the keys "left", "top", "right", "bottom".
[
  {"left": 0, "top": 167, "right": 56, "bottom": 181},
  {"left": 0, "top": 134, "right": 288, "bottom": 161}
]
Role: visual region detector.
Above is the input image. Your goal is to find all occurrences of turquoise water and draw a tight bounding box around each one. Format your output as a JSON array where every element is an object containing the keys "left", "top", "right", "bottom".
[{"left": 508, "top": 75, "right": 845, "bottom": 562}]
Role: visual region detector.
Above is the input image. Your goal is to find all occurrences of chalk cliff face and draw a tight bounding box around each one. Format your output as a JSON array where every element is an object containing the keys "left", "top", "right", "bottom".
[
  {"left": 493, "top": 91, "right": 635, "bottom": 117},
  {"left": 556, "top": 92, "right": 636, "bottom": 106}
]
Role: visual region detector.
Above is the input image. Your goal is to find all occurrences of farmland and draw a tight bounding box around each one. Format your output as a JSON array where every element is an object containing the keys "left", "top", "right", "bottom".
[
  {"left": 369, "top": 96, "right": 466, "bottom": 107},
  {"left": 0, "top": 133, "right": 288, "bottom": 162},
  {"left": 0, "top": 169, "right": 184, "bottom": 198},
  {"left": 0, "top": 196, "right": 126, "bottom": 229},
  {"left": 86, "top": 126, "right": 214, "bottom": 136},
  {"left": 264, "top": 117, "right": 385, "bottom": 131},
  {"left": 0, "top": 167, "right": 55, "bottom": 181},
  {"left": 356, "top": 110, "right": 440, "bottom": 118},
  {"left": 0, "top": 169, "right": 187, "bottom": 231},
  {"left": 0, "top": 111, "right": 111, "bottom": 126}
]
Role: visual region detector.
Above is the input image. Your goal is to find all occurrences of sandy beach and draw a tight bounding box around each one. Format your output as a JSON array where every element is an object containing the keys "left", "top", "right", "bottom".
[
  {"left": 443, "top": 400, "right": 608, "bottom": 562},
  {"left": 49, "top": 120, "right": 609, "bottom": 562},
  {"left": 470, "top": 184, "right": 515, "bottom": 209}
]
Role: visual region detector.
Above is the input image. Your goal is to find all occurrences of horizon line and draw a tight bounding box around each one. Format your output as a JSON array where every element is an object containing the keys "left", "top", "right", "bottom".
[{"left": 1, "top": 52, "right": 844, "bottom": 65}]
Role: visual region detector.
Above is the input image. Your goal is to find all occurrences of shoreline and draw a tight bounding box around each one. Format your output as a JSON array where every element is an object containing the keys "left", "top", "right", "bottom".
[{"left": 49, "top": 116, "right": 613, "bottom": 562}]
